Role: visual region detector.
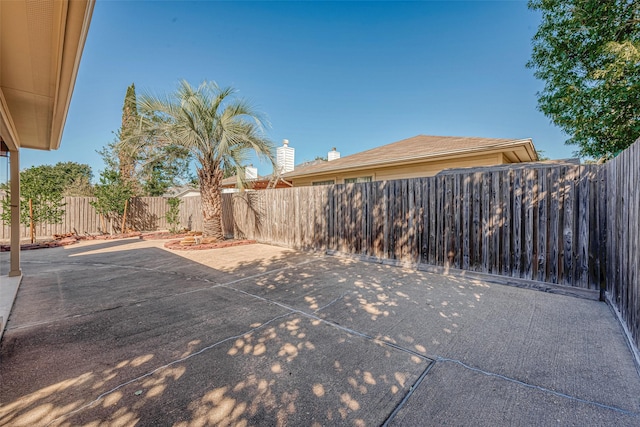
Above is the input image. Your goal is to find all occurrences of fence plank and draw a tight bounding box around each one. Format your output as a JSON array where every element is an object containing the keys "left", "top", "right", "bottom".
[
  {"left": 512, "top": 169, "right": 523, "bottom": 278},
  {"left": 523, "top": 169, "right": 535, "bottom": 279},
  {"left": 428, "top": 178, "right": 436, "bottom": 265},
  {"left": 471, "top": 173, "right": 481, "bottom": 271},
  {"left": 563, "top": 167, "right": 576, "bottom": 286},
  {"left": 537, "top": 169, "right": 548, "bottom": 282},
  {"left": 481, "top": 173, "right": 490, "bottom": 273},
  {"left": 491, "top": 171, "right": 501, "bottom": 274},
  {"left": 502, "top": 170, "right": 512, "bottom": 276},
  {"left": 577, "top": 166, "right": 590, "bottom": 288}
]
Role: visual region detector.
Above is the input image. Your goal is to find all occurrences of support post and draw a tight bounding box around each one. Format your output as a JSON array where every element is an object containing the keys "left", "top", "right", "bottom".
[{"left": 9, "top": 149, "right": 21, "bottom": 277}]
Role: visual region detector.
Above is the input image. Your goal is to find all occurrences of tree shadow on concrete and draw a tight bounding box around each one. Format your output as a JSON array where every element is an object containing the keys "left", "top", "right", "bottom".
[
  {"left": 1, "top": 238, "right": 638, "bottom": 426},
  {"left": 0, "top": 240, "right": 429, "bottom": 426}
]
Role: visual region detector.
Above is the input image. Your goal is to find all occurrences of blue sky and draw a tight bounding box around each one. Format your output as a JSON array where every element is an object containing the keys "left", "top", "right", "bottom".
[{"left": 19, "top": 0, "right": 575, "bottom": 179}]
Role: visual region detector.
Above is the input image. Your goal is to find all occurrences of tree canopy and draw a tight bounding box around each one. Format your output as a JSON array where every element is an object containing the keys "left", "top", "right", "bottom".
[
  {"left": 0, "top": 161, "right": 93, "bottom": 197},
  {"left": 99, "top": 83, "right": 192, "bottom": 197},
  {"left": 0, "top": 162, "right": 94, "bottom": 240},
  {"left": 118, "top": 83, "right": 139, "bottom": 190},
  {"left": 528, "top": 0, "right": 640, "bottom": 159},
  {"left": 0, "top": 162, "right": 92, "bottom": 229},
  {"left": 90, "top": 169, "right": 134, "bottom": 234}
]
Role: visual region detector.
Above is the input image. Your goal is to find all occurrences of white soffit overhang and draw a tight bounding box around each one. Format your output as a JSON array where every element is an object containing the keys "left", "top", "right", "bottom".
[{"left": 0, "top": 0, "right": 94, "bottom": 151}]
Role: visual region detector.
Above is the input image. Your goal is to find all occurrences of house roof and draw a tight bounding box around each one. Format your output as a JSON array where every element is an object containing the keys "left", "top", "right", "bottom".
[
  {"left": 282, "top": 135, "right": 538, "bottom": 179},
  {"left": 164, "top": 185, "right": 200, "bottom": 198},
  {"left": 0, "top": 0, "right": 95, "bottom": 151}
]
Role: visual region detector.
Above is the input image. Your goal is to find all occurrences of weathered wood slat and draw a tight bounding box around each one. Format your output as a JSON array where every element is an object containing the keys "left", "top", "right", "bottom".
[
  {"left": 577, "top": 166, "right": 590, "bottom": 288},
  {"left": 443, "top": 176, "right": 453, "bottom": 267},
  {"left": 490, "top": 171, "right": 501, "bottom": 275},
  {"left": 563, "top": 167, "right": 576, "bottom": 286},
  {"left": 481, "top": 173, "right": 491, "bottom": 273},
  {"left": 512, "top": 169, "right": 523, "bottom": 278},
  {"left": 407, "top": 179, "right": 416, "bottom": 263},
  {"left": 414, "top": 179, "right": 421, "bottom": 263},
  {"left": 537, "top": 169, "right": 548, "bottom": 283},
  {"left": 471, "top": 172, "right": 481, "bottom": 271},
  {"left": 502, "top": 170, "right": 512, "bottom": 276},
  {"left": 428, "top": 178, "right": 436, "bottom": 265},
  {"left": 462, "top": 173, "right": 471, "bottom": 270},
  {"left": 548, "top": 167, "right": 560, "bottom": 284},
  {"left": 420, "top": 179, "right": 429, "bottom": 263},
  {"left": 523, "top": 169, "right": 535, "bottom": 280},
  {"left": 450, "top": 175, "right": 460, "bottom": 268}
]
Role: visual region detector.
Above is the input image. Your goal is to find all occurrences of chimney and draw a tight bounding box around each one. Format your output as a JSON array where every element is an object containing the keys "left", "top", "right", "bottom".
[
  {"left": 328, "top": 147, "right": 340, "bottom": 161},
  {"left": 245, "top": 165, "right": 258, "bottom": 180},
  {"left": 276, "top": 139, "right": 295, "bottom": 173}
]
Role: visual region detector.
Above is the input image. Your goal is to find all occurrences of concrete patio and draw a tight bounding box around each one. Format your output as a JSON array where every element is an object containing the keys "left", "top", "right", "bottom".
[{"left": 1, "top": 238, "right": 639, "bottom": 426}]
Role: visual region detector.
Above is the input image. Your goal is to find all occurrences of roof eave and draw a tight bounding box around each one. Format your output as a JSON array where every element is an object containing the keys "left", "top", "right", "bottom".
[
  {"left": 285, "top": 139, "right": 535, "bottom": 179},
  {"left": 0, "top": 0, "right": 95, "bottom": 152},
  {"left": 0, "top": 91, "right": 20, "bottom": 151},
  {"left": 50, "top": 0, "right": 95, "bottom": 150}
]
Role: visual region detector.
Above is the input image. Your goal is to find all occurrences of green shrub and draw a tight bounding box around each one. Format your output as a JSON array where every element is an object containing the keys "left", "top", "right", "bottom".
[{"left": 166, "top": 197, "right": 181, "bottom": 233}]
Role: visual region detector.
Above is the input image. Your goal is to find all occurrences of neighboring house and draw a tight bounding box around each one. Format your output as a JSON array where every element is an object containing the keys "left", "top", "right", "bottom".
[
  {"left": 282, "top": 135, "right": 539, "bottom": 187},
  {"left": 164, "top": 185, "right": 201, "bottom": 198},
  {"left": 220, "top": 174, "right": 293, "bottom": 192}
]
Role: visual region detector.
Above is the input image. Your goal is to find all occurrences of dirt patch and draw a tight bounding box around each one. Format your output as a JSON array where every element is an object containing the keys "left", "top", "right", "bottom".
[
  {"left": 139, "top": 232, "right": 192, "bottom": 240},
  {"left": 85, "top": 232, "right": 143, "bottom": 240},
  {"left": 0, "top": 239, "right": 77, "bottom": 252},
  {"left": 1, "top": 232, "right": 250, "bottom": 252},
  {"left": 163, "top": 239, "right": 256, "bottom": 251},
  {"left": 0, "top": 232, "right": 144, "bottom": 252}
]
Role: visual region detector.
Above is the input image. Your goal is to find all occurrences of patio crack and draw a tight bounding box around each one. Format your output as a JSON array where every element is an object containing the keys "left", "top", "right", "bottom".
[
  {"left": 432, "top": 356, "right": 640, "bottom": 418},
  {"left": 382, "top": 361, "right": 436, "bottom": 426},
  {"left": 312, "top": 290, "right": 352, "bottom": 314}
]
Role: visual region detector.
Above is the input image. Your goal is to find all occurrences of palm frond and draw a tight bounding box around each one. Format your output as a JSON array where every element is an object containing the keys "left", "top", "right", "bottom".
[{"left": 130, "top": 79, "right": 275, "bottom": 179}]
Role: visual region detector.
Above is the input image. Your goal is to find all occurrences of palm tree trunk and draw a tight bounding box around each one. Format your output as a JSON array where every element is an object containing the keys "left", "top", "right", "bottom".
[{"left": 198, "top": 165, "right": 225, "bottom": 241}]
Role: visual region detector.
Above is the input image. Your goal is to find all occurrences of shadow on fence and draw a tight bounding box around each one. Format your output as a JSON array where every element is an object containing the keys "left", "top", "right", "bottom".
[
  {"left": 127, "top": 198, "right": 160, "bottom": 232},
  {"left": 230, "top": 165, "right": 605, "bottom": 290}
]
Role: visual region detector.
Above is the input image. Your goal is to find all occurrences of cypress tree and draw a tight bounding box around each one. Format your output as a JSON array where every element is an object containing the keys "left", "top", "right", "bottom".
[{"left": 118, "top": 83, "right": 139, "bottom": 191}]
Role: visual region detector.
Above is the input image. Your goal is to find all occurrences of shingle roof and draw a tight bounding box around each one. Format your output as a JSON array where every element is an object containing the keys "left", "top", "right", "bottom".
[{"left": 283, "top": 135, "right": 535, "bottom": 178}]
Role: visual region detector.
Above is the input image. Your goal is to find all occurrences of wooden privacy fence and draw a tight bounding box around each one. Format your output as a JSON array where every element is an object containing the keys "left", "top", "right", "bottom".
[
  {"left": 604, "top": 140, "right": 640, "bottom": 353},
  {"left": 229, "top": 164, "right": 606, "bottom": 290},
  {"left": 0, "top": 196, "right": 204, "bottom": 239},
  {"left": 1, "top": 196, "right": 102, "bottom": 239}
]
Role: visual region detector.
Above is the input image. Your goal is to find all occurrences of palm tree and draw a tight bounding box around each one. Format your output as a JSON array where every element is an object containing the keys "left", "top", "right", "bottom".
[{"left": 126, "top": 80, "right": 274, "bottom": 240}]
